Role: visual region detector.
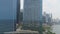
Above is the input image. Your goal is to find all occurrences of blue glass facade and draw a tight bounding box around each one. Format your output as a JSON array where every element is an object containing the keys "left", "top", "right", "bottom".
[
  {"left": 0, "top": 0, "right": 19, "bottom": 32},
  {"left": 23, "top": 0, "right": 42, "bottom": 26},
  {"left": 17, "top": 0, "right": 20, "bottom": 24}
]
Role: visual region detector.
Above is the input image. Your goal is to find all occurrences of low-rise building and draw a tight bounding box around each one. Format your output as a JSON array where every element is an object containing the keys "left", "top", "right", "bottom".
[{"left": 4, "top": 30, "right": 39, "bottom": 34}]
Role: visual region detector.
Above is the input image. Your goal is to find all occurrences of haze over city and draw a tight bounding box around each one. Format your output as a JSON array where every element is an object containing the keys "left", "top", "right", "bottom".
[{"left": 20, "top": 0, "right": 60, "bottom": 19}]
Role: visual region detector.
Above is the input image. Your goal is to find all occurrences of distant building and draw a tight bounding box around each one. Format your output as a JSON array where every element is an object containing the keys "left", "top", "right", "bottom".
[
  {"left": 20, "top": 9, "right": 23, "bottom": 22},
  {"left": 52, "top": 18, "right": 60, "bottom": 24},
  {"left": 43, "top": 12, "right": 52, "bottom": 25},
  {"left": 23, "top": 0, "right": 42, "bottom": 27}
]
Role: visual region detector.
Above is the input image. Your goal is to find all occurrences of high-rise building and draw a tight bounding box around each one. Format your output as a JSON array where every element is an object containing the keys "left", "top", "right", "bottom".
[
  {"left": 23, "top": 0, "right": 42, "bottom": 27},
  {"left": 0, "top": 0, "right": 20, "bottom": 33},
  {"left": 17, "top": 0, "right": 20, "bottom": 24}
]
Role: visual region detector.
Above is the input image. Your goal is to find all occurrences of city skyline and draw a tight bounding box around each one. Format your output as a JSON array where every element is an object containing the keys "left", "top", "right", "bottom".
[
  {"left": 20, "top": 0, "right": 60, "bottom": 19},
  {"left": 43, "top": 0, "right": 60, "bottom": 19}
]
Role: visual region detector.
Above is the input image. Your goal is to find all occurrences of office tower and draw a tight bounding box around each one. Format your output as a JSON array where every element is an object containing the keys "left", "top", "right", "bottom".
[
  {"left": 0, "top": 0, "right": 20, "bottom": 33},
  {"left": 20, "top": 9, "right": 23, "bottom": 23},
  {"left": 17, "top": 0, "right": 20, "bottom": 24},
  {"left": 23, "top": 0, "right": 42, "bottom": 27}
]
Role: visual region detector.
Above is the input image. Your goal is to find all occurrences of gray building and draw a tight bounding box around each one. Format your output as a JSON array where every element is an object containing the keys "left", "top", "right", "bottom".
[{"left": 23, "top": 0, "right": 42, "bottom": 26}]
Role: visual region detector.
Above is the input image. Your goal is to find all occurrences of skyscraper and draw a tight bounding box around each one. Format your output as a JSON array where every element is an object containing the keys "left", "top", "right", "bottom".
[
  {"left": 0, "top": 0, "right": 20, "bottom": 33},
  {"left": 17, "top": 0, "right": 20, "bottom": 24},
  {"left": 23, "top": 0, "right": 42, "bottom": 26}
]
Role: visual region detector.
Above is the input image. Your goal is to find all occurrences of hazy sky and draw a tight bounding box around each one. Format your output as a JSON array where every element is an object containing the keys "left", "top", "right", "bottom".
[
  {"left": 20, "top": 0, "right": 60, "bottom": 19},
  {"left": 20, "top": 0, "right": 24, "bottom": 9}
]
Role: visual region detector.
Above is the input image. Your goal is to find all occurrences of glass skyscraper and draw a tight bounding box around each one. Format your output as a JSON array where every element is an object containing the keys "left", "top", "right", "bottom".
[
  {"left": 23, "top": 0, "right": 42, "bottom": 26},
  {"left": 0, "top": 0, "right": 20, "bottom": 33},
  {"left": 17, "top": 0, "right": 20, "bottom": 24}
]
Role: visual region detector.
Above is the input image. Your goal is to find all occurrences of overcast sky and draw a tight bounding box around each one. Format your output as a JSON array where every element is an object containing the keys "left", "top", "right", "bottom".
[{"left": 20, "top": 0, "right": 60, "bottom": 19}]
